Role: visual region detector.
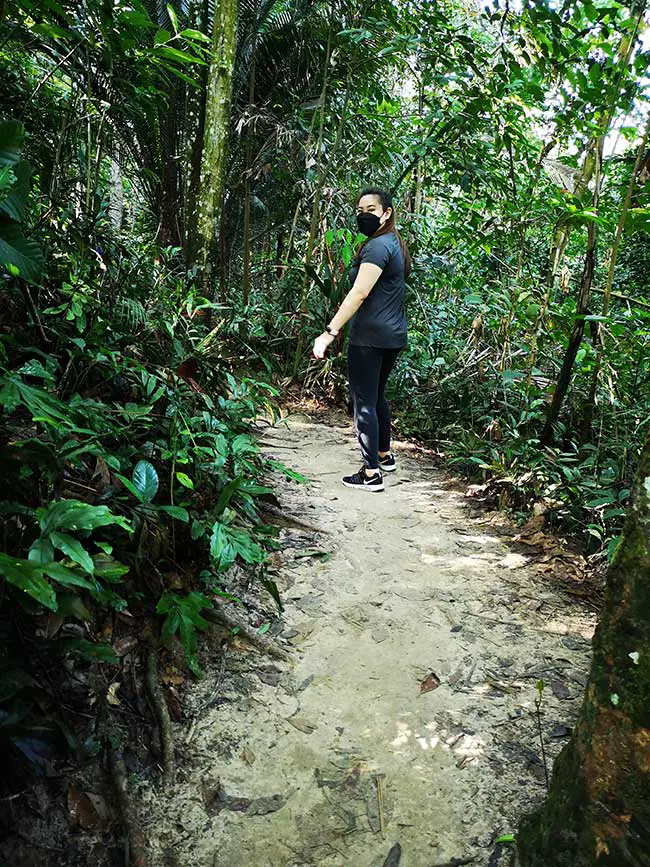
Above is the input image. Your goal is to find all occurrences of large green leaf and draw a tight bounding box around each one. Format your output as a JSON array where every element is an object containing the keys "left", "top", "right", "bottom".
[
  {"left": 28, "top": 537, "right": 55, "bottom": 563},
  {"left": 132, "top": 460, "right": 159, "bottom": 503},
  {"left": 0, "top": 119, "right": 24, "bottom": 167},
  {"left": 42, "top": 561, "right": 96, "bottom": 590},
  {"left": 0, "top": 160, "right": 31, "bottom": 221},
  {"left": 37, "top": 500, "right": 131, "bottom": 534},
  {"left": 0, "top": 216, "right": 44, "bottom": 283},
  {"left": 209, "top": 521, "right": 265, "bottom": 572},
  {"left": 158, "top": 505, "right": 189, "bottom": 522},
  {"left": 0, "top": 553, "right": 57, "bottom": 610},
  {"left": 50, "top": 531, "right": 94, "bottom": 574}
]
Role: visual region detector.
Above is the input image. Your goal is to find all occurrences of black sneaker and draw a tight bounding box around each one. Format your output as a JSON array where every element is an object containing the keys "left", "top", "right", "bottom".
[
  {"left": 342, "top": 466, "right": 384, "bottom": 492},
  {"left": 379, "top": 452, "right": 397, "bottom": 472}
]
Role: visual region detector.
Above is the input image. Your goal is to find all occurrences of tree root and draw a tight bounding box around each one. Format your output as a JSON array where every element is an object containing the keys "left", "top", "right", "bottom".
[
  {"left": 202, "top": 604, "right": 291, "bottom": 662},
  {"left": 145, "top": 647, "right": 175, "bottom": 784},
  {"left": 258, "top": 502, "right": 329, "bottom": 535},
  {"left": 108, "top": 747, "right": 149, "bottom": 867}
]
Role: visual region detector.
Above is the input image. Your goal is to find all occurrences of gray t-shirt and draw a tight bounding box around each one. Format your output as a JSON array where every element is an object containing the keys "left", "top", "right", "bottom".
[{"left": 348, "top": 232, "right": 407, "bottom": 349}]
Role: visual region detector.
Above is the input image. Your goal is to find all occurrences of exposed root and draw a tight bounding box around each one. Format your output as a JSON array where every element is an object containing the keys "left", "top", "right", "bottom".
[
  {"left": 258, "top": 502, "right": 330, "bottom": 535},
  {"left": 145, "top": 647, "right": 175, "bottom": 784},
  {"left": 202, "top": 604, "right": 291, "bottom": 662},
  {"left": 108, "top": 747, "right": 149, "bottom": 867}
]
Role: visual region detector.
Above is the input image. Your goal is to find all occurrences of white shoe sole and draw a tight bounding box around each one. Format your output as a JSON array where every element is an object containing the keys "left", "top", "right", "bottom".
[
  {"left": 342, "top": 480, "right": 385, "bottom": 492},
  {"left": 379, "top": 464, "right": 397, "bottom": 473}
]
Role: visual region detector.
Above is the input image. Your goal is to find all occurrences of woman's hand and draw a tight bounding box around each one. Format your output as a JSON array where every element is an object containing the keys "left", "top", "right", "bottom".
[{"left": 313, "top": 331, "right": 336, "bottom": 359}]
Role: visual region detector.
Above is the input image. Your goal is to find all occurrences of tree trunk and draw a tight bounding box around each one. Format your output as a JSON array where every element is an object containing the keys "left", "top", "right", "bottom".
[
  {"left": 193, "top": 0, "right": 238, "bottom": 287},
  {"left": 160, "top": 88, "right": 182, "bottom": 247},
  {"left": 108, "top": 149, "right": 123, "bottom": 231},
  {"left": 241, "top": 50, "right": 256, "bottom": 307},
  {"left": 518, "top": 432, "right": 650, "bottom": 866},
  {"left": 540, "top": 139, "right": 602, "bottom": 445},
  {"left": 183, "top": 0, "right": 209, "bottom": 265}
]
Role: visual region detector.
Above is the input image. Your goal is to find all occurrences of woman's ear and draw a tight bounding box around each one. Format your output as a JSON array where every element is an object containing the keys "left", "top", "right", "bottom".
[{"left": 381, "top": 207, "right": 393, "bottom": 224}]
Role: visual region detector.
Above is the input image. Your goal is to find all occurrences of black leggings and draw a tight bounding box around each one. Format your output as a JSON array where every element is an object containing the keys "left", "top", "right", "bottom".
[{"left": 347, "top": 344, "right": 401, "bottom": 470}]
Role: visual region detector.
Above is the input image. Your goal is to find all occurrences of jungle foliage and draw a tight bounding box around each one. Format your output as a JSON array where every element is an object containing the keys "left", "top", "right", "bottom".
[{"left": 1, "top": 0, "right": 650, "bottom": 862}]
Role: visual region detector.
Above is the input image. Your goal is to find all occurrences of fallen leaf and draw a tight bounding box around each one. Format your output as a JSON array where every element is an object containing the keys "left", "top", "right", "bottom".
[
  {"left": 93, "top": 456, "right": 111, "bottom": 492},
  {"left": 161, "top": 666, "right": 185, "bottom": 686},
  {"left": 246, "top": 794, "right": 285, "bottom": 815},
  {"left": 551, "top": 680, "right": 571, "bottom": 700},
  {"left": 287, "top": 715, "right": 317, "bottom": 733},
  {"left": 240, "top": 746, "right": 256, "bottom": 766},
  {"left": 257, "top": 665, "right": 281, "bottom": 687},
  {"left": 68, "top": 787, "right": 110, "bottom": 829},
  {"left": 113, "top": 636, "right": 138, "bottom": 657},
  {"left": 420, "top": 672, "right": 441, "bottom": 694},
  {"left": 107, "top": 682, "right": 121, "bottom": 706}
]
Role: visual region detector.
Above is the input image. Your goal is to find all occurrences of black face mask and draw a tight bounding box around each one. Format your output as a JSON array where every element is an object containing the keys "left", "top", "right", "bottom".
[{"left": 356, "top": 212, "right": 382, "bottom": 237}]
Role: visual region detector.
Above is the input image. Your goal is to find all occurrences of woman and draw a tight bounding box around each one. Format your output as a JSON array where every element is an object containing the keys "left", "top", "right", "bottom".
[{"left": 313, "top": 187, "right": 411, "bottom": 492}]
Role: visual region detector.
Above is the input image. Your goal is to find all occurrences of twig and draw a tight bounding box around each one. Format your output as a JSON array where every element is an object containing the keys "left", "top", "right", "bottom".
[
  {"left": 145, "top": 648, "right": 175, "bottom": 784},
  {"left": 535, "top": 692, "right": 550, "bottom": 789},
  {"left": 376, "top": 774, "right": 385, "bottom": 834},
  {"left": 19, "top": 282, "right": 49, "bottom": 346}
]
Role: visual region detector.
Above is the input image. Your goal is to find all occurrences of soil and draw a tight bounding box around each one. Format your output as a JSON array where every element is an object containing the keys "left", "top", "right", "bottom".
[{"left": 139, "top": 411, "right": 595, "bottom": 867}]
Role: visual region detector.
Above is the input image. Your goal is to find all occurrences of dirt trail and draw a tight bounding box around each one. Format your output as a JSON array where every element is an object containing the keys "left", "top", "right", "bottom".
[{"left": 142, "top": 413, "right": 595, "bottom": 867}]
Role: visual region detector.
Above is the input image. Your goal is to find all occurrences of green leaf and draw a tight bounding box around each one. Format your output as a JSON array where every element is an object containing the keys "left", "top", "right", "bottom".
[
  {"left": 215, "top": 476, "right": 242, "bottom": 514},
  {"left": 158, "top": 505, "right": 189, "bottom": 522},
  {"left": 49, "top": 531, "right": 94, "bottom": 574},
  {"left": 115, "top": 473, "right": 144, "bottom": 502},
  {"left": 495, "top": 833, "right": 516, "bottom": 844},
  {"left": 37, "top": 500, "right": 131, "bottom": 534},
  {"left": 0, "top": 119, "right": 24, "bottom": 167},
  {"left": 0, "top": 160, "right": 31, "bottom": 221},
  {"left": 28, "top": 536, "right": 54, "bottom": 564},
  {"left": 259, "top": 574, "right": 283, "bottom": 613},
  {"left": 43, "top": 561, "right": 96, "bottom": 590},
  {"left": 154, "top": 45, "right": 206, "bottom": 65},
  {"left": 231, "top": 434, "right": 257, "bottom": 456},
  {"left": 585, "top": 491, "right": 617, "bottom": 508},
  {"left": 0, "top": 553, "right": 57, "bottom": 610},
  {"left": 175, "top": 472, "right": 194, "bottom": 489},
  {"left": 92, "top": 554, "right": 129, "bottom": 582},
  {"left": 191, "top": 519, "right": 205, "bottom": 540},
  {"left": 179, "top": 28, "right": 210, "bottom": 43},
  {"left": 209, "top": 522, "right": 237, "bottom": 571},
  {"left": 154, "top": 28, "right": 172, "bottom": 45},
  {"left": 157, "top": 592, "right": 211, "bottom": 675},
  {"left": 166, "top": 3, "right": 178, "bottom": 32},
  {"left": 0, "top": 215, "right": 44, "bottom": 283},
  {"left": 132, "top": 460, "right": 159, "bottom": 503},
  {"left": 63, "top": 638, "right": 119, "bottom": 663}
]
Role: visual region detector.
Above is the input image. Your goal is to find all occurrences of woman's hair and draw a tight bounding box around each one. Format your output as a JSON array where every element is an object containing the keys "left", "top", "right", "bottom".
[{"left": 356, "top": 186, "right": 412, "bottom": 278}]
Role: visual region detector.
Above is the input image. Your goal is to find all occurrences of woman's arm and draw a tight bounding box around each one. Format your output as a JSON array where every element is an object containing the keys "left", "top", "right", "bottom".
[
  {"left": 328, "top": 262, "right": 383, "bottom": 332},
  {"left": 313, "top": 263, "right": 383, "bottom": 359}
]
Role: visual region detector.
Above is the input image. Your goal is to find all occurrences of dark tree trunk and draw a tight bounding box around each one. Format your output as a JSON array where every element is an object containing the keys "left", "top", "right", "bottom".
[
  {"left": 159, "top": 89, "right": 182, "bottom": 247},
  {"left": 275, "top": 228, "right": 285, "bottom": 279},
  {"left": 518, "top": 433, "right": 650, "bottom": 866},
  {"left": 541, "top": 141, "right": 602, "bottom": 446}
]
